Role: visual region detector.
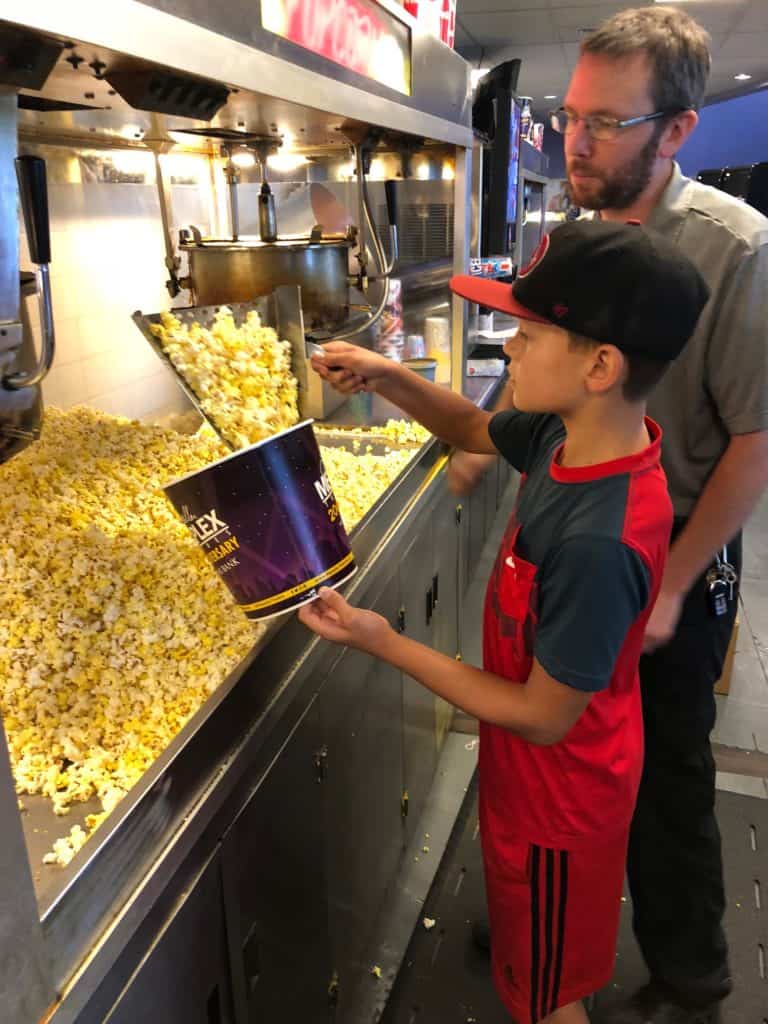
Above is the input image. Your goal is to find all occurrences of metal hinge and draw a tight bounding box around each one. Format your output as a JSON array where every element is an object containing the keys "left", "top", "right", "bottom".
[
  {"left": 456, "top": 503, "right": 463, "bottom": 525},
  {"left": 401, "top": 789, "right": 409, "bottom": 818}
]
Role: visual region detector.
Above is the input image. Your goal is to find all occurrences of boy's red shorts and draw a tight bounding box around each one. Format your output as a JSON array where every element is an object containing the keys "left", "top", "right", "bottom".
[{"left": 482, "top": 829, "right": 629, "bottom": 1023}]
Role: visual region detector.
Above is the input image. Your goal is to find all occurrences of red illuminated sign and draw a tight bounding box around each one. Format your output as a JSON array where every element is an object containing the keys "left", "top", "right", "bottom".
[{"left": 262, "top": 0, "right": 412, "bottom": 95}]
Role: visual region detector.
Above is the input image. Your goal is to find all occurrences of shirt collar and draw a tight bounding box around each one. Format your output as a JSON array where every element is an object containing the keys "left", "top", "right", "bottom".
[
  {"left": 549, "top": 417, "right": 663, "bottom": 484},
  {"left": 644, "top": 162, "right": 692, "bottom": 242}
]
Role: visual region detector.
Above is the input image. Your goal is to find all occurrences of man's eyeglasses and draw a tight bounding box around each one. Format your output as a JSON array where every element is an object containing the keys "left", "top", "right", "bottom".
[{"left": 550, "top": 107, "right": 681, "bottom": 141}]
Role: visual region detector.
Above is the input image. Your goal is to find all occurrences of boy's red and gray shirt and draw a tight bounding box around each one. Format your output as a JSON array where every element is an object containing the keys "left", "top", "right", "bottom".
[{"left": 481, "top": 412, "right": 671, "bottom": 850}]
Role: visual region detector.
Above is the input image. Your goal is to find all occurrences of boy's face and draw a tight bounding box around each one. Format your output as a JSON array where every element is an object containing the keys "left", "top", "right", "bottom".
[{"left": 503, "top": 321, "right": 595, "bottom": 414}]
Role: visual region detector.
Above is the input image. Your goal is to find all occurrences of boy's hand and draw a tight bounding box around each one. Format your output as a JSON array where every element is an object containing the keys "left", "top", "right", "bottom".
[
  {"left": 642, "top": 584, "right": 684, "bottom": 652},
  {"left": 298, "top": 586, "right": 392, "bottom": 654},
  {"left": 310, "top": 342, "right": 395, "bottom": 395}
]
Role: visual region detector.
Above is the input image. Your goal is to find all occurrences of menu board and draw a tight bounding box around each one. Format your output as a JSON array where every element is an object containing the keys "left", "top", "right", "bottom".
[{"left": 261, "top": 0, "right": 412, "bottom": 95}]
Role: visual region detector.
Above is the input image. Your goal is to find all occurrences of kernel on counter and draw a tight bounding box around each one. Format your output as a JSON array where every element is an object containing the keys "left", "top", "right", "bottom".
[
  {"left": 150, "top": 306, "right": 299, "bottom": 449},
  {"left": 0, "top": 407, "right": 419, "bottom": 866}
]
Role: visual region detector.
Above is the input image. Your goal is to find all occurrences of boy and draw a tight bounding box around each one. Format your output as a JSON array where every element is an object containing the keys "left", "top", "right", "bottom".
[{"left": 300, "top": 221, "right": 709, "bottom": 1024}]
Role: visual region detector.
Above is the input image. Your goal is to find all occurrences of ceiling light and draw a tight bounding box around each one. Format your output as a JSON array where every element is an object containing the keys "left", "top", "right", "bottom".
[
  {"left": 442, "top": 160, "right": 455, "bottom": 181},
  {"left": 110, "top": 150, "right": 153, "bottom": 176},
  {"left": 231, "top": 149, "right": 256, "bottom": 168},
  {"left": 267, "top": 153, "right": 308, "bottom": 172},
  {"left": 734, "top": 73, "right": 752, "bottom": 81},
  {"left": 416, "top": 161, "right": 431, "bottom": 180},
  {"left": 544, "top": 95, "right": 557, "bottom": 100}
]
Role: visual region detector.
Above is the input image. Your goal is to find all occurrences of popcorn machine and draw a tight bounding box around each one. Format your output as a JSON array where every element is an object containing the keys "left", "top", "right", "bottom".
[{"left": 0, "top": 4, "right": 486, "bottom": 1023}]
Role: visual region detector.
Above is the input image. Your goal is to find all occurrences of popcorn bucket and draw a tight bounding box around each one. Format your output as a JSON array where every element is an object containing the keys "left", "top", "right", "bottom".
[{"left": 164, "top": 420, "right": 356, "bottom": 621}]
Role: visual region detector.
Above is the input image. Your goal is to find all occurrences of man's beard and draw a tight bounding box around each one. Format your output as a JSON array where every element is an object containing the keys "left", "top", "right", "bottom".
[{"left": 567, "top": 130, "right": 662, "bottom": 211}]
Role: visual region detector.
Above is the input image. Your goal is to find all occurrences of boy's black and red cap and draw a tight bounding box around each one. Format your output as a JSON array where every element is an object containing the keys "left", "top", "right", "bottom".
[{"left": 450, "top": 220, "right": 710, "bottom": 361}]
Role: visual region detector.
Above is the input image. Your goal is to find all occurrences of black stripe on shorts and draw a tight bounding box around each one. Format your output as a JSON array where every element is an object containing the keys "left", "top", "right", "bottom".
[{"left": 530, "top": 845, "right": 570, "bottom": 1022}]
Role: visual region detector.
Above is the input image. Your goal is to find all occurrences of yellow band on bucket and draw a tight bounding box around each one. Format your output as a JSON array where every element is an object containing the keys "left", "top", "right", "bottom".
[{"left": 240, "top": 551, "right": 356, "bottom": 612}]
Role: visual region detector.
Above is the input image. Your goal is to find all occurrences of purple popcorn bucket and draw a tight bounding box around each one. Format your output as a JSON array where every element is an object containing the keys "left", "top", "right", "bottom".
[{"left": 164, "top": 420, "right": 356, "bottom": 620}]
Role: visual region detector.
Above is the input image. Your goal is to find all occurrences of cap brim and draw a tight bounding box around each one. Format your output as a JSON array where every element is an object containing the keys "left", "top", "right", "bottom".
[{"left": 449, "top": 275, "right": 550, "bottom": 323}]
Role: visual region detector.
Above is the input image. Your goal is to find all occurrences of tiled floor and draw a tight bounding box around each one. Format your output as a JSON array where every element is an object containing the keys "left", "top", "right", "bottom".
[{"left": 714, "top": 491, "right": 768, "bottom": 788}]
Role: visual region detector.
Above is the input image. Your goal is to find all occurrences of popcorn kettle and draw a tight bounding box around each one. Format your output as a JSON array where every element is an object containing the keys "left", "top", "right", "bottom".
[{"left": 0, "top": 155, "right": 55, "bottom": 466}]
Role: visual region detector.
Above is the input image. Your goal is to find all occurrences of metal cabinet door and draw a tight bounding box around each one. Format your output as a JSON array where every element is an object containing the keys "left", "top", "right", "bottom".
[
  {"left": 399, "top": 527, "right": 439, "bottom": 846},
  {"left": 483, "top": 456, "right": 500, "bottom": 537},
  {"left": 319, "top": 570, "right": 405, "bottom": 1020},
  {"left": 431, "top": 489, "right": 460, "bottom": 750},
  {"left": 468, "top": 477, "right": 486, "bottom": 580},
  {"left": 222, "top": 698, "right": 331, "bottom": 1024},
  {"left": 457, "top": 496, "right": 471, "bottom": 600},
  {"left": 102, "top": 854, "right": 234, "bottom": 1024}
]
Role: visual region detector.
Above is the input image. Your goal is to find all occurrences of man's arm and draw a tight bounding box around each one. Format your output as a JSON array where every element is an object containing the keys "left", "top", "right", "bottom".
[
  {"left": 645, "top": 430, "right": 768, "bottom": 650},
  {"left": 311, "top": 342, "right": 497, "bottom": 453},
  {"left": 299, "top": 587, "right": 592, "bottom": 745}
]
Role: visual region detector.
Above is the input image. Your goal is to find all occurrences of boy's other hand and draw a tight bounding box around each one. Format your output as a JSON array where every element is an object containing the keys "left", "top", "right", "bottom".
[
  {"left": 642, "top": 585, "right": 684, "bottom": 653},
  {"left": 310, "top": 342, "right": 394, "bottom": 395},
  {"left": 298, "top": 586, "right": 392, "bottom": 654}
]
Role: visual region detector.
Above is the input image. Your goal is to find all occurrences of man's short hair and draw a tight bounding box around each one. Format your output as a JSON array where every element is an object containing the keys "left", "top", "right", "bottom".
[
  {"left": 568, "top": 331, "right": 670, "bottom": 402},
  {"left": 581, "top": 5, "right": 711, "bottom": 113}
]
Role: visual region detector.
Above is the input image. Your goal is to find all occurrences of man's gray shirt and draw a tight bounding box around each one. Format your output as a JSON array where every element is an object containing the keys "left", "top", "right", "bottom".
[{"left": 644, "top": 163, "right": 768, "bottom": 517}]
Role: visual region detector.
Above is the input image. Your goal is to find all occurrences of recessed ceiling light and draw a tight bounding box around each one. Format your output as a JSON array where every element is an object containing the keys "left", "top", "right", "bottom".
[
  {"left": 544, "top": 94, "right": 557, "bottom": 100},
  {"left": 734, "top": 73, "right": 752, "bottom": 81}
]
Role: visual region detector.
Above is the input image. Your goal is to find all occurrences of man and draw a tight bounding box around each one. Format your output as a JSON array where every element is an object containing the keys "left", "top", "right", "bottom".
[{"left": 455, "top": 7, "right": 768, "bottom": 1022}]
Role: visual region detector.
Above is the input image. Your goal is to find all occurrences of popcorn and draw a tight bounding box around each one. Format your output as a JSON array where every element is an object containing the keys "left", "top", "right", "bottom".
[
  {"left": 319, "top": 445, "right": 414, "bottom": 529},
  {"left": 43, "top": 824, "right": 88, "bottom": 867},
  {"left": 315, "top": 418, "right": 431, "bottom": 448},
  {"left": 0, "top": 407, "right": 417, "bottom": 866},
  {"left": 0, "top": 407, "right": 262, "bottom": 861},
  {"left": 379, "top": 418, "right": 431, "bottom": 446},
  {"left": 150, "top": 307, "right": 299, "bottom": 449}
]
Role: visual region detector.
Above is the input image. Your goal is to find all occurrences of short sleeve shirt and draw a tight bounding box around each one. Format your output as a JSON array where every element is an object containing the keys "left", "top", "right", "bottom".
[
  {"left": 479, "top": 412, "right": 672, "bottom": 848},
  {"left": 643, "top": 164, "right": 768, "bottom": 515}
]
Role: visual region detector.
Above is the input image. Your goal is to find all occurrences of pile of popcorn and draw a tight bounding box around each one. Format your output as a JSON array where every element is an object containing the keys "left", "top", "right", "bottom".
[
  {"left": 0, "top": 407, "right": 423, "bottom": 867},
  {"left": 378, "top": 418, "right": 431, "bottom": 446},
  {"left": 315, "top": 418, "right": 431, "bottom": 447},
  {"left": 319, "top": 444, "right": 415, "bottom": 529},
  {"left": 0, "top": 407, "right": 261, "bottom": 865},
  {"left": 150, "top": 307, "right": 299, "bottom": 449}
]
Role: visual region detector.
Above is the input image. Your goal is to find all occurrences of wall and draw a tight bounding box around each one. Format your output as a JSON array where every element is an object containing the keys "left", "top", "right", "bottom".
[
  {"left": 518, "top": 91, "right": 768, "bottom": 186},
  {"left": 20, "top": 154, "right": 216, "bottom": 424},
  {"left": 678, "top": 89, "right": 768, "bottom": 179}
]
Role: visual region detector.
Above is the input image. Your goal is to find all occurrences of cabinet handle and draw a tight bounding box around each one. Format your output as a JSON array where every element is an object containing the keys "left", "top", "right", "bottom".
[
  {"left": 397, "top": 607, "right": 406, "bottom": 633},
  {"left": 327, "top": 970, "right": 340, "bottom": 1007},
  {"left": 426, "top": 588, "right": 433, "bottom": 626},
  {"left": 313, "top": 745, "right": 328, "bottom": 783},
  {"left": 432, "top": 573, "right": 439, "bottom": 607},
  {"left": 456, "top": 503, "right": 463, "bottom": 524},
  {"left": 401, "top": 789, "right": 409, "bottom": 818},
  {"left": 207, "top": 984, "right": 223, "bottom": 1024}
]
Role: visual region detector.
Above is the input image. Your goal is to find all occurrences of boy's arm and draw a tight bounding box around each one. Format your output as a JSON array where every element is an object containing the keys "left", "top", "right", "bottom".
[
  {"left": 311, "top": 342, "right": 497, "bottom": 454},
  {"left": 447, "top": 376, "right": 517, "bottom": 495},
  {"left": 299, "top": 588, "right": 592, "bottom": 745}
]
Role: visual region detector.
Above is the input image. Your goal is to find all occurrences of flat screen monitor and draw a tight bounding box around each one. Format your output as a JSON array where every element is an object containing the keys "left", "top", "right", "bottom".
[{"left": 506, "top": 99, "right": 521, "bottom": 226}]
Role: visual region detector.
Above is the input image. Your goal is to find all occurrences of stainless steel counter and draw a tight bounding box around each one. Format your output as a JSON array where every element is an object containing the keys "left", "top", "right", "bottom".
[{"left": 11, "top": 373, "right": 504, "bottom": 1023}]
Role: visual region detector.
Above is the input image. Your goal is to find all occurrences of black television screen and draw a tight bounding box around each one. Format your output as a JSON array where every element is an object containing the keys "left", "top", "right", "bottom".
[{"left": 506, "top": 99, "right": 521, "bottom": 226}]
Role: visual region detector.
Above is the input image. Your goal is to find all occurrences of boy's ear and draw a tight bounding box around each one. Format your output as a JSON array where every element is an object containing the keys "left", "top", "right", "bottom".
[{"left": 584, "top": 344, "right": 625, "bottom": 394}]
